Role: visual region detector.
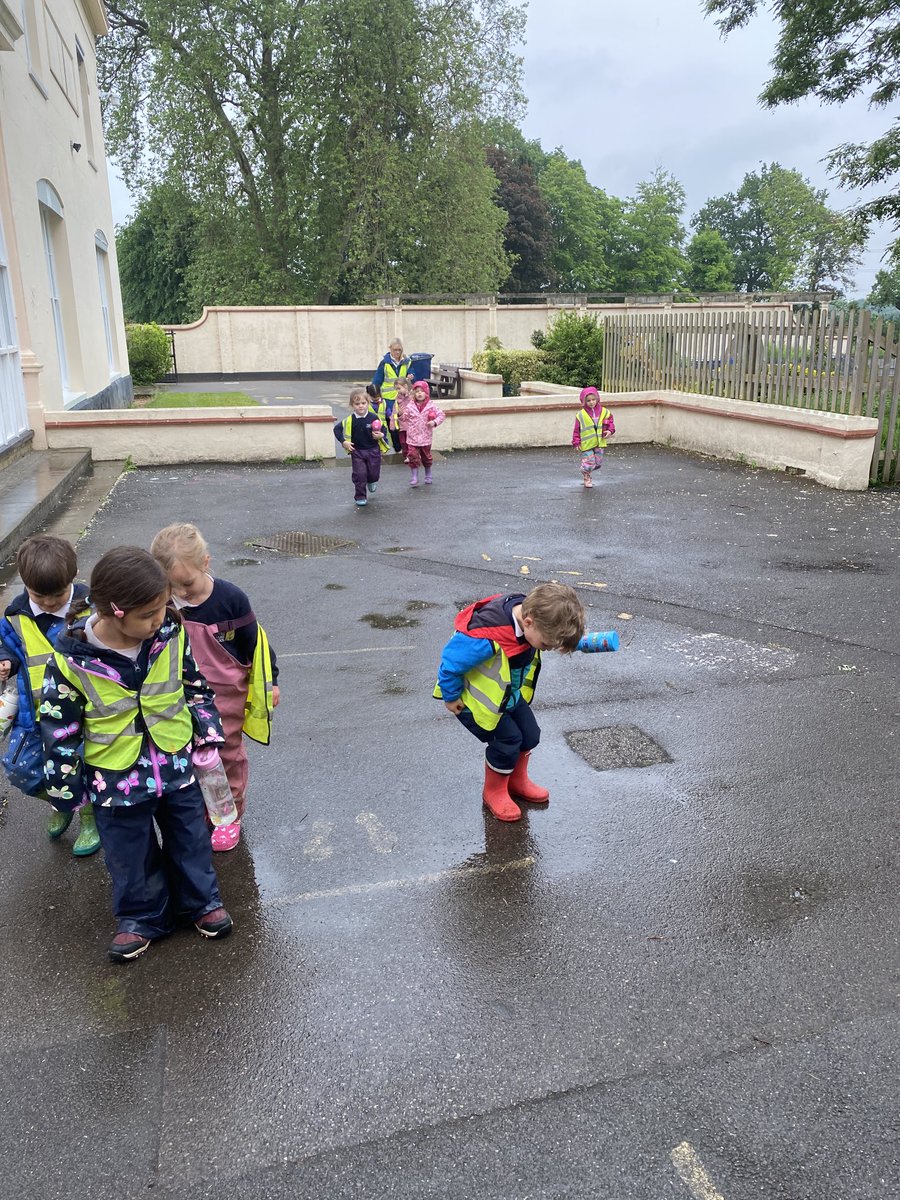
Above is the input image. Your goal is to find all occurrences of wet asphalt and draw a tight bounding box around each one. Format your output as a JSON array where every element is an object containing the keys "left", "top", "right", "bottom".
[{"left": 0, "top": 444, "right": 898, "bottom": 1200}]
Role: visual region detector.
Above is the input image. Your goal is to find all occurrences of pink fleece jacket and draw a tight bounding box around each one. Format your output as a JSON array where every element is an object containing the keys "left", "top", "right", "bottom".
[{"left": 401, "top": 388, "right": 445, "bottom": 447}]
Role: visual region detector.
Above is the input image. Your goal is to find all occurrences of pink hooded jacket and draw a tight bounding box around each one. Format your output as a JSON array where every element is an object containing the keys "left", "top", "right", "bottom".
[
  {"left": 400, "top": 381, "right": 445, "bottom": 447},
  {"left": 572, "top": 386, "right": 615, "bottom": 447}
]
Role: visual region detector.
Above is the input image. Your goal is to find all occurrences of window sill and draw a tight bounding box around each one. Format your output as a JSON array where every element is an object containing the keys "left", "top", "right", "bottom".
[{"left": 29, "top": 70, "right": 48, "bottom": 99}]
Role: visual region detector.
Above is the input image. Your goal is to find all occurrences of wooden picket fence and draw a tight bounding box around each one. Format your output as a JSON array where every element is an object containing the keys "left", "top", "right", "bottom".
[{"left": 601, "top": 307, "right": 900, "bottom": 485}]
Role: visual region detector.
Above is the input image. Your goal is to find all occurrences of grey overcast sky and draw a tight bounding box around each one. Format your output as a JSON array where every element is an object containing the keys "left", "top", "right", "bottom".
[{"left": 106, "top": 0, "right": 894, "bottom": 294}]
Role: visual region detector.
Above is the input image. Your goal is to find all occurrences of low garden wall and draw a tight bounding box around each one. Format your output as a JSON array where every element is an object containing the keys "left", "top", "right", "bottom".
[{"left": 42, "top": 387, "right": 879, "bottom": 489}]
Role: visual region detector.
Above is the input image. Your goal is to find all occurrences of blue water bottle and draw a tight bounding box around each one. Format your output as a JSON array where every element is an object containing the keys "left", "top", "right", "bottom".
[{"left": 577, "top": 630, "right": 619, "bottom": 653}]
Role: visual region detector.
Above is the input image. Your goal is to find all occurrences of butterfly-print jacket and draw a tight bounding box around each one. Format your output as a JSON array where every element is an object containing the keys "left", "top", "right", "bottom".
[{"left": 40, "top": 613, "right": 224, "bottom": 811}]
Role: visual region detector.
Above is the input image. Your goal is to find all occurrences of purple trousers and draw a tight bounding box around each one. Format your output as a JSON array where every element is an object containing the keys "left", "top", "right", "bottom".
[{"left": 350, "top": 447, "right": 382, "bottom": 499}]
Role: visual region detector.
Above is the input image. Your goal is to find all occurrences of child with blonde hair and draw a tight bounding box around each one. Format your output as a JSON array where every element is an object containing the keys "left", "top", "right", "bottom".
[{"left": 150, "top": 523, "right": 278, "bottom": 852}]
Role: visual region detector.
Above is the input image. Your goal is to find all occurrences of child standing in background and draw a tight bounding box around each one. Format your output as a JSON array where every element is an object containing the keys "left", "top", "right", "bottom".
[
  {"left": 41, "top": 547, "right": 232, "bottom": 962},
  {"left": 572, "top": 386, "right": 615, "bottom": 488},
  {"left": 400, "top": 380, "right": 445, "bottom": 487},
  {"left": 393, "top": 376, "right": 413, "bottom": 461},
  {"left": 0, "top": 535, "right": 98, "bottom": 854},
  {"left": 150, "top": 523, "right": 278, "bottom": 852},
  {"left": 335, "top": 388, "right": 390, "bottom": 507}
]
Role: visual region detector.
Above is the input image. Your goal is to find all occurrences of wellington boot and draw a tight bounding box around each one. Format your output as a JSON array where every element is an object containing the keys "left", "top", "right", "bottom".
[
  {"left": 482, "top": 763, "right": 521, "bottom": 822},
  {"left": 409, "top": 468, "right": 419, "bottom": 487},
  {"left": 509, "top": 751, "right": 550, "bottom": 804},
  {"left": 47, "top": 808, "right": 74, "bottom": 840},
  {"left": 72, "top": 805, "right": 101, "bottom": 856}
]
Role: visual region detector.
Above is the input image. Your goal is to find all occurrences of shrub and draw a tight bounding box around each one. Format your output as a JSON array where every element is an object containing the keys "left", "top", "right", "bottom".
[
  {"left": 533, "top": 311, "right": 604, "bottom": 388},
  {"left": 125, "top": 322, "right": 171, "bottom": 385},
  {"left": 471, "top": 345, "right": 549, "bottom": 395}
]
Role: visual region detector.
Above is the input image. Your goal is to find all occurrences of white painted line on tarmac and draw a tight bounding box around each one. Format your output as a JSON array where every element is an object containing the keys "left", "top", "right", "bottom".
[
  {"left": 671, "top": 1141, "right": 727, "bottom": 1200},
  {"left": 279, "top": 645, "right": 417, "bottom": 658},
  {"left": 356, "top": 811, "right": 397, "bottom": 853},
  {"left": 264, "top": 855, "right": 536, "bottom": 911}
]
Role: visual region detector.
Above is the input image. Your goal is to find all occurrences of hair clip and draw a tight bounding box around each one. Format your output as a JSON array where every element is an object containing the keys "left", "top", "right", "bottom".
[{"left": 111, "top": 602, "right": 125, "bottom": 618}]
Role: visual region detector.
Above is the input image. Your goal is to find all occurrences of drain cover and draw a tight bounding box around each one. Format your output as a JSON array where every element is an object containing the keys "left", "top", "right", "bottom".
[
  {"left": 565, "top": 725, "right": 671, "bottom": 771},
  {"left": 246, "top": 532, "right": 357, "bottom": 557}
]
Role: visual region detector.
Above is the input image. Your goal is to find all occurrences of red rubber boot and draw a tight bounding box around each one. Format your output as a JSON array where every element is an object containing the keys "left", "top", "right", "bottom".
[
  {"left": 482, "top": 763, "right": 522, "bottom": 822},
  {"left": 508, "top": 752, "right": 550, "bottom": 804}
]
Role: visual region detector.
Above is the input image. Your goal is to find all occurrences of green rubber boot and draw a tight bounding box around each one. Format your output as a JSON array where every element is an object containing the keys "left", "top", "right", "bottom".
[
  {"left": 72, "top": 805, "right": 101, "bottom": 857},
  {"left": 47, "top": 808, "right": 74, "bottom": 840}
]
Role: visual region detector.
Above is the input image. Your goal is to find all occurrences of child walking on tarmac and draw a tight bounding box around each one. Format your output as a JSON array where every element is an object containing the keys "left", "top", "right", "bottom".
[
  {"left": 434, "top": 582, "right": 585, "bottom": 822},
  {"left": 40, "top": 546, "right": 233, "bottom": 963},
  {"left": 150, "top": 522, "right": 278, "bottom": 852},
  {"left": 335, "top": 388, "right": 390, "bottom": 507},
  {"left": 572, "top": 386, "right": 615, "bottom": 488},
  {"left": 400, "top": 380, "right": 445, "bottom": 487},
  {"left": 0, "top": 535, "right": 98, "bottom": 854}
]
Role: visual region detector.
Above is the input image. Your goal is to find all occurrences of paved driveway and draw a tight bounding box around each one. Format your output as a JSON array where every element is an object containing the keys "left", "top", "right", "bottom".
[{"left": 1, "top": 445, "right": 898, "bottom": 1199}]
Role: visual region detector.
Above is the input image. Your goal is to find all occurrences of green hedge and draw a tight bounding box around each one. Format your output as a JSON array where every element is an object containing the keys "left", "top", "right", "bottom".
[
  {"left": 531, "top": 311, "right": 603, "bottom": 388},
  {"left": 126, "top": 322, "right": 171, "bottom": 385},
  {"left": 471, "top": 347, "right": 549, "bottom": 395}
]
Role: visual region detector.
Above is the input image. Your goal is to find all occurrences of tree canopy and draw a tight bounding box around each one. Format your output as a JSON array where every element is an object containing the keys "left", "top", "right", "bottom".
[
  {"left": 704, "top": 1, "right": 900, "bottom": 241},
  {"left": 100, "top": 0, "right": 524, "bottom": 306}
]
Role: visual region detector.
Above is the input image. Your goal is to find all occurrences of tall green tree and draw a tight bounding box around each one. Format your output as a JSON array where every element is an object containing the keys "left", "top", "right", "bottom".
[
  {"left": 867, "top": 250, "right": 900, "bottom": 308},
  {"left": 486, "top": 145, "right": 553, "bottom": 292},
  {"left": 536, "top": 152, "right": 622, "bottom": 291},
  {"left": 694, "top": 164, "right": 864, "bottom": 292},
  {"left": 116, "top": 184, "right": 198, "bottom": 323},
  {"left": 704, "top": 1, "right": 900, "bottom": 243},
  {"left": 99, "top": 0, "right": 524, "bottom": 304},
  {"left": 613, "top": 170, "right": 687, "bottom": 293},
  {"left": 685, "top": 228, "right": 735, "bottom": 292}
]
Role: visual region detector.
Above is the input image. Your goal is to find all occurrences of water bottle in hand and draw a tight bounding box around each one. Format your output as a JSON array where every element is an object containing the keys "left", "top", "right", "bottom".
[
  {"left": 193, "top": 747, "right": 238, "bottom": 825},
  {"left": 577, "top": 631, "right": 620, "bottom": 653},
  {"left": 0, "top": 681, "right": 19, "bottom": 738}
]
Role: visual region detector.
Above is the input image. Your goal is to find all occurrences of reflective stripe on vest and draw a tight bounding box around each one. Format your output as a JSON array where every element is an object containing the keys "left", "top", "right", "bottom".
[
  {"left": 243, "top": 623, "right": 274, "bottom": 745},
  {"left": 381, "top": 359, "right": 409, "bottom": 402},
  {"left": 342, "top": 412, "right": 390, "bottom": 455},
  {"left": 54, "top": 629, "right": 193, "bottom": 768},
  {"left": 577, "top": 406, "right": 610, "bottom": 451},
  {"left": 432, "top": 645, "right": 541, "bottom": 731},
  {"left": 7, "top": 614, "right": 57, "bottom": 713}
]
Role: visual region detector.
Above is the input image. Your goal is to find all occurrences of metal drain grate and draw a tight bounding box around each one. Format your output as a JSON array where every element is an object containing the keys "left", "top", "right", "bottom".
[
  {"left": 246, "top": 532, "right": 357, "bottom": 557},
  {"left": 565, "top": 725, "right": 672, "bottom": 772}
]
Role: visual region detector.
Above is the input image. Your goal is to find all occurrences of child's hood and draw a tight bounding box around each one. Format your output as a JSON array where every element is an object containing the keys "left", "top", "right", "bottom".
[
  {"left": 454, "top": 593, "right": 526, "bottom": 658},
  {"left": 579, "top": 386, "right": 601, "bottom": 406}
]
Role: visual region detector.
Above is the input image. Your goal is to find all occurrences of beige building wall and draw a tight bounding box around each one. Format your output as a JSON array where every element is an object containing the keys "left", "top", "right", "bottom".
[{"left": 0, "top": 0, "right": 130, "bottom": 451}]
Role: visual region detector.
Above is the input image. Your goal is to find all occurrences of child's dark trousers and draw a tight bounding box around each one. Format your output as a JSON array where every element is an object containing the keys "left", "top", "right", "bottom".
[
  {"left": 93, "top": 781, "right": 223, "bottom": 938},
  {"left": 456, "top": 698, "right": 540, "bottom": 773},
  {"left": 406, "top": 443, "right": 433, "bottom": 470},
  {"left": 350, "top": 448, "right": 382, "bottom": 499}
]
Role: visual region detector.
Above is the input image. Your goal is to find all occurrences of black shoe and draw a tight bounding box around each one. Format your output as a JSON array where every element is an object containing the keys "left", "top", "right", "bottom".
[
  {"left": 194, "top": 907, "right": 233, "bottom": 939},
  {"left": 108, "top": 931, "right": 151, "bottom": 963}
]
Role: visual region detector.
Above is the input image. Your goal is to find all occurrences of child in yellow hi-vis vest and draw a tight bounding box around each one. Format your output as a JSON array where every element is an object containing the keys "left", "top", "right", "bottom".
[
  {"left": 151, "top": 523, "right": 278, "bottom": 853},
  {"left": 41, "top": 546, "right": 232, "bottom": 963},
  {"left": 572, "top": 386, "right": 615, "bottom": 488}
]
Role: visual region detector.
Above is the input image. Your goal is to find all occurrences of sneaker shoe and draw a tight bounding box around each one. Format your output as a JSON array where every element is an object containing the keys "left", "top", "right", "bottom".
[
  {"left": 108, "top": 932, "right": 151, "bottom": 963},
  {"left": 367, "top": 482, "right": 377, "bottom": 494},
  {"left": 355, "top": 498, "right": 367, "bottom": 507},
  {"left": 211, "top": 820, "right": 241, "bottom": 852},
  {"left": 47, "top": 809, "right": 73, "bottom": 840},
  {"left": 195, "top": 907, "right": 234, "bottom": 939}
]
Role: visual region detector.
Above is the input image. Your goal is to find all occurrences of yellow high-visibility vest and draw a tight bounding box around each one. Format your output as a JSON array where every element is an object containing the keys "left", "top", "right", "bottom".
[
  {"left": 577, "top": 406, "right": 612, "bottom": 451},
  {"left": 433, "top": 645, "right": 541, "bottom": 731},
  {"left": 53, "top": 629, "right": 193, "bottom": 768},
  {"left": 243, "top": 623, "right": 274, "bottom": 745},
  {"left": 8, "top": 605, "right": 89, "bottom": 714},
  {"left": 381, "top": 358, "right": 410, "bottom": 402},
  {"left": 341, "top": 412, "right": 390, "bottom": 455}
]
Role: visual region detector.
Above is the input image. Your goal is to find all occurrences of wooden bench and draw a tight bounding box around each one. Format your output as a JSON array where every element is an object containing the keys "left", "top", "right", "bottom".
[{"left": 429, "top": 364, "right": 464, "bottom": 399}]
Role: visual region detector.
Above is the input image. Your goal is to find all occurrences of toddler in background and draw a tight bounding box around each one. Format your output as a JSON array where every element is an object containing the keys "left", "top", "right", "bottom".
[
  {"left": 572, "top": 386, "right": 615, "bottom": 488},
  {"left": 400, "top": 380, "right": 445, "bottom": 487}
]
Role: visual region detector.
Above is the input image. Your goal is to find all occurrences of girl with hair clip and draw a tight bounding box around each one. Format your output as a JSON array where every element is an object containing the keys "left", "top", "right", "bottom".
[
  {"left": 150, "top": 522, "right": 278, "bottom": 852},
  {"left": 40, "top": 546, "right": 233, "bottom": 963}
]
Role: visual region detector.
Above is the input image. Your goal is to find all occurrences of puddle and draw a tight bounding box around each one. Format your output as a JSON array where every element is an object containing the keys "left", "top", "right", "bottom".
[
  {"left": 227, "top": 557, "right": 261, "bottom": 567},
  {"left": 325, "top": 583, "right": 346, "bottom": 591},
  {"left": 406, "top": 600, "right": 440, "bottom": 612},
  {"left": 360, "top": 612, "right": 421, "bottom": 630}
]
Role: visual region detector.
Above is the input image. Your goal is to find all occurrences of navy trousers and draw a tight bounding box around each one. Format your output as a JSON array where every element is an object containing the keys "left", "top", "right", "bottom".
[
  {"left": 93, "top": 781, "right": 223, "bottom": 938},
  {"left": 456, "top": 699, "right": 540, "bottom": 773},
  {"left": 350, "top": 447, "right": 382, "bottom": 499}
]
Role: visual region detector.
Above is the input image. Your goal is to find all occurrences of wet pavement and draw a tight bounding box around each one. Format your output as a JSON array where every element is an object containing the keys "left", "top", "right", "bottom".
[{"left": 0, "top": 445, "right": 898, "bottom": 1199}]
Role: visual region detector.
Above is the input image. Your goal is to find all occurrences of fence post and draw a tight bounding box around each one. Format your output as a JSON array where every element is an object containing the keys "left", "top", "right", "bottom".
[{"left": 848, "top": 307, "right": 871, "bottom": 416}]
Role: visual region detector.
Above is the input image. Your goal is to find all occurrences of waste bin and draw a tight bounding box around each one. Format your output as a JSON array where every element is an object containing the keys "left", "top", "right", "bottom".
[{"left": 409, "top": 352, "right": 434, "bottom": 382}]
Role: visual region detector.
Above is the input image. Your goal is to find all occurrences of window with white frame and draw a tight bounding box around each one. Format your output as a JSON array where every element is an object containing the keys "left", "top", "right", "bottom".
[
  {"left": 76, "top": 40, "right": 96, "bottom": 162},
  {"left": 0, "top": 210, "right": 28, "bottom": 447},
  {"left": 38, "top": 180, "right": 69, "bottom": 392},
  {"left": 19, "top": 0, "right": 45, "bottom": 88},
  {"left": 95, "top": 230, "right": 116, "bottom": 374}
]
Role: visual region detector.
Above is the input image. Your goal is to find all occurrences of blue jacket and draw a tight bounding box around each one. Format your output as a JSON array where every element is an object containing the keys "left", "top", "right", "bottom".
[
  {"left": 436, "top": 594, "right": 536, "bottom": 707},
  {"left": 0, "top": 584, "right": 91, "bottom": 732}
]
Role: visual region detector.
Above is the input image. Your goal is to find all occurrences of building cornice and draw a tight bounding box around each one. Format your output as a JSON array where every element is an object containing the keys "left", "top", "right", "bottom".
[
  {"left": 82, "top": 0, "right": 109, "bottom": 38},
  {"left": 0, "top": 0, "right": 24, "bottom": 51}
]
